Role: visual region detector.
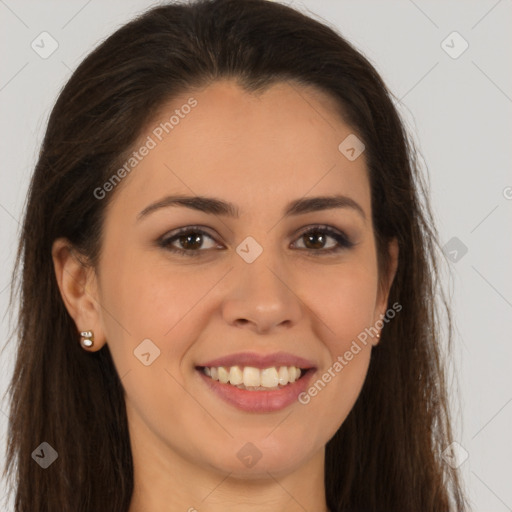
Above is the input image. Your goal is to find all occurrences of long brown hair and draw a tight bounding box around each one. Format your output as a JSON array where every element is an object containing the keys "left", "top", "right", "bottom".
[{"left": 2, "top": 0, "right": 468, "bottom": 510}]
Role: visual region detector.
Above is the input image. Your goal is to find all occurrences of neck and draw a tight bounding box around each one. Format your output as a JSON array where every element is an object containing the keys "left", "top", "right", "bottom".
[{"left": 128, "top": 432, "right": 328, "bottom": 512}]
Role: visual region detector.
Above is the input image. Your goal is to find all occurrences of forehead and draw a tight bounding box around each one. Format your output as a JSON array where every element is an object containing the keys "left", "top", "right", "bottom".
[{"left": 106, "top": 79, "right": 370, "bottom": 220}]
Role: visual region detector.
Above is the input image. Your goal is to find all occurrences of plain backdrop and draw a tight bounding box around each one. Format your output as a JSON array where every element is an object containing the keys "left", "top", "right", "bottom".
[{"left": 1, "top": 1, "right": 511, "bottom": 510}]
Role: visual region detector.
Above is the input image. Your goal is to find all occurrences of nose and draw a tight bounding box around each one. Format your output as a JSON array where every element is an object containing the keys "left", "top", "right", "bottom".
[{"left": 221, "top": 255, "right": 303, "bottom": 335}]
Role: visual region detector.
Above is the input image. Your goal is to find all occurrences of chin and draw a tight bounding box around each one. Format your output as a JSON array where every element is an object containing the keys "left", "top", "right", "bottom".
[{"left": 202, "top": 435, "right": 320, "bottom": 478}]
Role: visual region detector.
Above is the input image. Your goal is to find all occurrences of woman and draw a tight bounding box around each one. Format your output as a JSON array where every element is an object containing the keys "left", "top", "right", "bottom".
[{"left": 3, "top": 0, "right": 468, "bottom": 510}]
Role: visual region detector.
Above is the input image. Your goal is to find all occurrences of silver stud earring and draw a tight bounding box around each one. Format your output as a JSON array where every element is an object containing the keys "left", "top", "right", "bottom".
[{"left": 80, "top": 330, "right": 94, "bottom": 349}]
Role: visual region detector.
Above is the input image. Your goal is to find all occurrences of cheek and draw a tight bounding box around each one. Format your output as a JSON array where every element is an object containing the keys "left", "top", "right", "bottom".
[
  {"left": 96, "top": 246, "right": 217, "bottom": 376},
  {"left": 293, "top": 259, "right": 378, "bottom": 427},
  {"left": 94, "top": 238, "right": 380, "bottom": 474},
  {"left": 300, "top": 258, "right": 379, "bottom": 351}
]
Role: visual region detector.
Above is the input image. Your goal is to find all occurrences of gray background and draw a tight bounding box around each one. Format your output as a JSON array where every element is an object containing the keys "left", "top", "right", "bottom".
[{"left": 1, "top": 0, "right": 511, "bottom": 510}]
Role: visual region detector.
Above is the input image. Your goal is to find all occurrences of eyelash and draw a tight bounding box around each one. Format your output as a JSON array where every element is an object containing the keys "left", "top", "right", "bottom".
[{"left": 157, "top": 224, "right": 355, "bottom": 257}]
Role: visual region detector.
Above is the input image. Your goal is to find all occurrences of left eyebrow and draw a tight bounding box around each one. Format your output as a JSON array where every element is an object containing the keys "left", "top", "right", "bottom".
[{"left": 136, "top": 194, "right": 366, "bottom": 222}]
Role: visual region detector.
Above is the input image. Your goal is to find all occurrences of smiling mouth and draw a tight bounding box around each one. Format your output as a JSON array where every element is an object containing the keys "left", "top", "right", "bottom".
[{"left": 196, "top": 365, "right": 311, "bottom": 391}]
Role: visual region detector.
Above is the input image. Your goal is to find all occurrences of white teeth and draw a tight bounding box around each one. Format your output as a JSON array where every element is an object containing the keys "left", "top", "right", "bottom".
[
  {"left": 202, "top": 365, "right": 303, "bottom": 389},
  {"left": 260, "top": 367, "right": 279, "bottom": 387},
  {"left": 243, "top": 366, "right": 261, "bottom": 387},
  {"left": 229, "top": 366, "right": 243, "bottom": 385},
  {"left": 278, "top": 366, "right": 288, "bottom": 385},
  {"left": 218, "top": 366, "right": 229, "bottom": 384}
]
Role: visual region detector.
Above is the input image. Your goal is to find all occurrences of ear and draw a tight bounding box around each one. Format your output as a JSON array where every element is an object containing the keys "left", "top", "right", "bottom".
[
  {"left": 51, "top": 238, "right": 107, "bottom": 351},
  {"left": 373, "top": 237, "right": 399, "bottom": 340}
]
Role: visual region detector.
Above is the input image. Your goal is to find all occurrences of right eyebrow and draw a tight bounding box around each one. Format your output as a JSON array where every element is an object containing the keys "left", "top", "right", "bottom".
[{"left": 137, "top": 194, "right": 366, "bottom": 222}]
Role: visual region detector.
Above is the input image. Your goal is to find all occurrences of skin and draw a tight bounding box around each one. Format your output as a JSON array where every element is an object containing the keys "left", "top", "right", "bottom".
[{"left": 53, "top": 79, "right": 398, "bottom": 512}]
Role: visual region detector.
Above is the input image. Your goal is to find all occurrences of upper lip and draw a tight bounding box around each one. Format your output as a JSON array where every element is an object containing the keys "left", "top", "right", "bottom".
[{"left": 197, "top": 351, "right": 316, "bottom": 370}]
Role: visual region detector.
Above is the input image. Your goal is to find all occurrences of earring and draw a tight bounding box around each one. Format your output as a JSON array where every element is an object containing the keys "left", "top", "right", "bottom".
[{"left": 80, "top": 330, "right": 94, "bottom": 349}]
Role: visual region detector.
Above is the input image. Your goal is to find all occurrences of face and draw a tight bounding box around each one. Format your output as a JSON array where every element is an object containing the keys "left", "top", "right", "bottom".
[{"left": 58, "top": 79, "right": 397, "bottom": 479}]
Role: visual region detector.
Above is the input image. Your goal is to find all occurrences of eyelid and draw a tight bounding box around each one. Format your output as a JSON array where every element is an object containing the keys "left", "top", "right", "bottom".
[
  {"left": 158, "top": 224, "right": 355, "bottom": 256},
  {"left": 158, "top": 225, "right": 222, "bottom": 249},
  {"left": 290, "top": 224, "right": 354, "bottom": 250}
]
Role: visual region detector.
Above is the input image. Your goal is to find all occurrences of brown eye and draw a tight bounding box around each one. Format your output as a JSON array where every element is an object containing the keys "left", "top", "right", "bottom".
[
  {"left": 302, "top": 230, "right": 329, "bottom": 250},
  {"left": 292, "top": 226, "right": 354, "bottom": 254},
  {"left": 175, "top": 232, "right": 204, "bottom": 251},
  {"left": 158, "top": 224, "right": 354, "bottom": 258},
  {"left": 159, "top": 227, "right": 222, "bottom": 256}
]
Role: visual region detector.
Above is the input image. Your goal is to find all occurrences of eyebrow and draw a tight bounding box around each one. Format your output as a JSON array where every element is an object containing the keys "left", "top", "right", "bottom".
[{"left": 136, "top": 194, "right": 366, "bottom": 222}]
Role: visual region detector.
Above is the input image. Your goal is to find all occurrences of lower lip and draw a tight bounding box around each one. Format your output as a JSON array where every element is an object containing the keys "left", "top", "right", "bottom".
[{"left": 197, "top": 369, "right": 315, "bottom": 413}]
